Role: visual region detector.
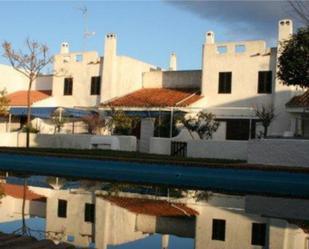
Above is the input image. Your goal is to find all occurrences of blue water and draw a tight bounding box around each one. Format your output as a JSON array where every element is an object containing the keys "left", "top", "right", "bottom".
[
  {"left": 0, "top": 153, "right": 309, "bottom": 197},
  {"left": 108, "top": 235, "right": 194, "bottom": 249}
]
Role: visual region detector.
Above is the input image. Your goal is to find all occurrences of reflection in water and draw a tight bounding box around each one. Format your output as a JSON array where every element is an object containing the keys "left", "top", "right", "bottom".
[{"left": 0, "top": 173, "right": 308, "bottom": 249}]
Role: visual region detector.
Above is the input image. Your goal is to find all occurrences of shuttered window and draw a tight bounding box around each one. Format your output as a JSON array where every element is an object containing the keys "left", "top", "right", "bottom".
[
  {"left": 218, "top": 72, "right": 232, "bottom": 94},
  {"left": 258, "top": 71, "right": 272, "bottom": 94},
  {"left": 90, "top": 76, "right": 101, "bottom": 95},
  {"left": 64, "top": 78, "right": 73, "bottom": 95},
  {"left": 212, "top": 219, "right": 226, "bottom": 241},
  {"left": 58, "top": 199, "right": 67, "bottom": 218},
  {"left": 251, "top": 223, "right": 267, "bottom": 246},
  {"left": 84, "top": 203, "right": 95, "bottom": 223}
]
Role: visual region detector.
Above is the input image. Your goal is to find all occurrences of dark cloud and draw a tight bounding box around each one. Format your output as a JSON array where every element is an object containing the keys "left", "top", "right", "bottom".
[{"left": 166, "top": 1, "right": 303, "bottom": 44}]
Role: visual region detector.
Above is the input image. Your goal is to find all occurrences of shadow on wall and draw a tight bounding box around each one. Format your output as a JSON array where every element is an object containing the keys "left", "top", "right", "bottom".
[{"left": 162, "top": 70, "right": 202, "bottom": 89}]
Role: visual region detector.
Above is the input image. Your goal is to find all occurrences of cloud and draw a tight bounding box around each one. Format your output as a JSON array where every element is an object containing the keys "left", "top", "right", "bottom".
[{"left": 166, "top": 0, "right": 302, "bottom": 44}]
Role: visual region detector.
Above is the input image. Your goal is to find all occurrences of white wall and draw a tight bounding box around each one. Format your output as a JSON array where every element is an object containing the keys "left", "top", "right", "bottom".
[
  {"left": 187, "top": 140, "right": 248, "bottom": 160},
  {"left": 0, "top": 133, "right": 137, "bottom": 151},
  {"left": 52, "top": 51, "right": 102, "bottom": 107},
  {"left": 150, "top": 136, "right": 248, "bottom": 160},
  {"left": 0, "top": 64, "right": 52, "bottom": 93},
  {"left": 248, "top": 139, "right": 309, "bottom": 167},
  {"left": 199, "top": 20, "right": 296, "bottom": 137}
]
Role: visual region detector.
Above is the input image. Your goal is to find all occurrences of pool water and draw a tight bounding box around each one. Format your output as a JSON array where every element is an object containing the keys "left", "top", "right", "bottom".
[{"left": 0, "top": 172, "right": 308, "bottom": 249}]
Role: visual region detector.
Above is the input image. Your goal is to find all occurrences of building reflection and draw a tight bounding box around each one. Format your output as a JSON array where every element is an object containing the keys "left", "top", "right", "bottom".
[{"left": 0, "top": 175, "right": 308, "bottom": 249}]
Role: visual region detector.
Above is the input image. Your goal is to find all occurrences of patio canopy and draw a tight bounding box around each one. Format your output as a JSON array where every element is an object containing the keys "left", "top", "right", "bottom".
[
  {"left": 9, "top": 107, "right": 94, "bottom": 119},
  {"left": 10, "top": 107, "right": 57, "bottom": 119}
]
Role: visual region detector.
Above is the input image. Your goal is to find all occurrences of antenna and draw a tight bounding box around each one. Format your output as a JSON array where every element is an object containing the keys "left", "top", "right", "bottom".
[{"left": 77, "top": 5, "right": 95, "bottom": 51}]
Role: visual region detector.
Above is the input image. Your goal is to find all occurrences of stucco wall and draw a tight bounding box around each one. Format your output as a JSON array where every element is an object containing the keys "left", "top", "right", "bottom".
[
  {"left": 150, "top": 137, "right": 248, "bottom": 160},
  {"left": 143, "top": 70, "right": 202, "bottom": 89},
  {"left": 52, "top": 51, "right": 102, "bottom": 107},
  {"left": 248, "top": 139, "right": 309, "bottom": 167},
  {"left": 115, "top": 56, "right": 155, "bottom": 98},
  {"left": 0, "top": 64, "right": 52, "bottom": 93},
  {"left": 0, "top": 133, "right": 136, "bottom": 151},
  {"left": 187, "top": 140, "right": 248, "bottom": 160}
]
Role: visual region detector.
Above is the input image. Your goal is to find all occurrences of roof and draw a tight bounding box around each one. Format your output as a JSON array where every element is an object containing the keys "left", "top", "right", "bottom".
[
  {"left": 104, "top": 196, "right": 198, "bottom": 217},
  {"left": 101, "top": 88, "right": 202, "bottom": 108},
  {"left": 286, "top": 90, "right": 309, "bottom": 108},
  {"left": 0, "top": 183, "right": 46, "bottom": 202},
  {"left": 7, "top": 90, "right": 52, "bottom": 107}
]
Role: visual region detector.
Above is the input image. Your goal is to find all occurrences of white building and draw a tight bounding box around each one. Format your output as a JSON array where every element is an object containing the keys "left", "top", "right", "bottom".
[
  {"left": 42, "top": 186, "right": 309, "bottom": 249},
  {"left": 1, "top": 18, "right": 308, "bottom": 142}
]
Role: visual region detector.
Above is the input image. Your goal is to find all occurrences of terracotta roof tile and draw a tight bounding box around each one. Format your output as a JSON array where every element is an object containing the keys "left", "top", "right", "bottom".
[
  {"left": 286, "top": 90, "right": 309, "bottom": 108},
  {"left": 104, "top": 196, "right": 198, "bottom": 217},
  {"left": 102, "top": 88, "right": 202, "bottom": 108},
  {"left": 7, "top": 90, "right": 52, "bottom": 107},
  {"left": 0, "top": 183, "right": 46, "bottom": 202}
]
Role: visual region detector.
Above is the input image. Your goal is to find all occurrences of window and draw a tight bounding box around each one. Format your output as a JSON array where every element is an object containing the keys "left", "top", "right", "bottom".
[
  {"left": 226, "top": 119, "right": 253, "bottom": 140},
  {"left": 251, "top": 223, "right": 266, "bottom": 246},
  {"left": 64, "top": 78, "right": 73, "bottom": 95},
  {"left": 75, "top": 54, "right": 83, "bottom": 62},
  {"left": 212, "top": 219, "right": 226, "bottom": 241},
  {"left": 218, "top": 72, "right": 232, "bottom": 94},
  {"left": 235, "top": 44, "right": 246, "bottom": 53},
  {"left": 84, "top": 203, "right": 95, "bottom": 223},
  {"left": 90, "top": 76, "right": 101, "bottom": 95},
  {"left": 258, "top": 71, "right": 272, "bottom": 94},
  {"left": 217, "top": 45, "right": 227, "bottom": 54},
  {"left": 58, "top": 199, "right": 67, "bottom": 218}
]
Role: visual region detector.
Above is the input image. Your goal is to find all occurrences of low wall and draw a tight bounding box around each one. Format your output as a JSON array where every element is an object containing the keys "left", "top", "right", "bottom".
[
  {"left": 0, "top": 132, "right": 36, "bottom": 147},
  {"left": 149, "top": 137, "right": 171, "bottom": 155},
  {"left": 0, "top": 133, "right": 137, "bottom": 151},
  {"left": 248, "top": 139, "right": 309, "bottom": 167},
  {"left": 149, "top": 137, "right": 248, "bottom": 160},
  {"left": 187, "top": 140, "right": 248, "bottom": 160}
]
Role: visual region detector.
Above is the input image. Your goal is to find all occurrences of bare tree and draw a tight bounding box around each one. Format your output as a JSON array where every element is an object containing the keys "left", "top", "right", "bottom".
[
  {"left": 289, "top": 1, "right": 309, "bottom": 25},
  {"left": 0, "top": 88, "right": 9, "bottom": 117},
  {"left": 254, "top": 105, "right": 276, "bottom": 138},
  {"left": 2, "top": 39, "right": 53, "bottom": 147},
  {"left": 82, "top": 112, "right": 106, "bottom": 135}
]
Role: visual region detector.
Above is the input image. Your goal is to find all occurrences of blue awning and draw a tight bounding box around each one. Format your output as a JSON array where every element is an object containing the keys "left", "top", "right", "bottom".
[
  {"left": 9, "top": 107, "right": 94, "bottom": 119},
  {"left": 9, "top": 107, "right": 57, "bottom": 119},
  {"left": 62, "top": 108, "right": 94, "bottom": 118}
]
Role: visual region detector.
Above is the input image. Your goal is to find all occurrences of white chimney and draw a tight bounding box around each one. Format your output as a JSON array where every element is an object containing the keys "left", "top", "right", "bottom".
[
  {"left": 60, "top": 42, "right": 69, "bottom": 54},
  {"left": 104, "top": 33, "right": 117, "bottom": 59},
  {"left": 278, "top": 19, "right": 293, "bottom": 43},
  {"left": 169, "top": 52, "right": 177, "bottom": 71},
  {"left": 206, "top": 31, "right": 215, "bottom": 44}
]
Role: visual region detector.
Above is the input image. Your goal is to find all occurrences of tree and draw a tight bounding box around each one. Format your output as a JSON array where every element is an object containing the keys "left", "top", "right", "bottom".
[
  {"left": 2, "top": 39, "right": 53, "bottom": 148},
  {"left": 108, "top": 108, "right": 137, "bottom": 135},
  {"left": 277, "top": 26, "right": 309, "bottom": 88},
  {"left": 254, "top": 105, "right": 276, "bottom": 138},
  {"left": 0, "top": 89, "right": 9, "bottom": 117},
  {"left": 82, "top": 112, "right": 106, "bottom": 135},
  {"left": 178, "top": 111, "right": 220, "bottom": 139}
]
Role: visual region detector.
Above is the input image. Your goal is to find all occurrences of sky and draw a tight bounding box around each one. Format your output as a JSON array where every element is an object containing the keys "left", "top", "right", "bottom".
[{"left": 0, "top": 0, "right": 304, "bottom": 70}]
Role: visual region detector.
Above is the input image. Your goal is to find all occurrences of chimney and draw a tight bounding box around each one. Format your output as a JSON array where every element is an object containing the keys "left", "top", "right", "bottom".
[
  {"left": 101, "top": 33, "right": 118, "bottom": 102},
  {"left": 169, "top": 52, "right": 177, "bottom": 71},
  {"left": 206, "top": 31, "right": 215, "bottom": 44},
  {"left": 278, "top": 19, "right": 293, "bottom": 43},
  {"left": 60, "top": 42, "right": 69, "bottom": 54},
  {"left": 104, "top": 33, "right": 117, "bottom": 59}
]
